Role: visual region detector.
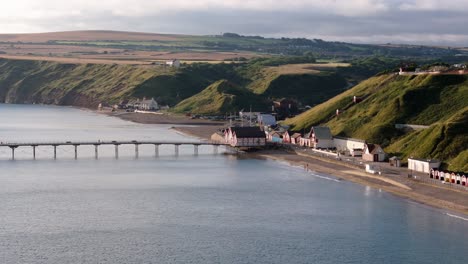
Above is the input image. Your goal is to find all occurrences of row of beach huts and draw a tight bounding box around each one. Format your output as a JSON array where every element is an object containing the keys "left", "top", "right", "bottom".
[{"left": 430, "top": 170, "right": 467, "bottom": 186}]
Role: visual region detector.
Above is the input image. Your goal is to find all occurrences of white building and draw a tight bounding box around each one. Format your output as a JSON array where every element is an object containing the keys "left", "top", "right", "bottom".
[
  {"left": 166, "top": 59, "right": 181, "bottom": 68},
  {"left": 139, "top": 98, "right": 159, "bottom": 110},
  {"left": 408, "top": 158, "right": 441, "bottom": 174},
  {"left": 333, "top": 136, "right": 366, "bottom": 156}
]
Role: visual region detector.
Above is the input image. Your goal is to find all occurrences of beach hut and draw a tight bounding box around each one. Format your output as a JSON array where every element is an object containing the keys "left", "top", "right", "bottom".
[
  {"left": 291, "top": 133, "right": 302, "bottom": 145},
  {"left": 462, "top": 175, "right": 466, "bottom": 186},
  {"left": 283, "top": 131, "right": 292, "bottom": 143},
  {"left": 435, "top": 170, "right": 440, "bottom": 180},
  {"left": 451, "top": 173, "right": 456, "bottom": 184},
  {"left": 300, "top": 137, "right": 311, "bottom": 148},
  {"left": 430, "top": 169, "right": 435, "bottom": 179},
  {"left": 439, "top": 171, "right": 445, "bottom": 181},
  {"left": 456, "top": 173, "right": 461, "bottom": 185}
]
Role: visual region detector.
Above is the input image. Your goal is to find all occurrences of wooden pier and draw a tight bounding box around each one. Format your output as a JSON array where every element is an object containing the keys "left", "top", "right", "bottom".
[{"left": 0, "top": 140, "right": 228, "bottom": 160}]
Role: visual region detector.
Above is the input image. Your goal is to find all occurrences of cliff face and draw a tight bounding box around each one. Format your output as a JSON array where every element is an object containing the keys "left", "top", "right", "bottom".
[{"left": 0, "top": 59, "right": 165, "bottom": 108}]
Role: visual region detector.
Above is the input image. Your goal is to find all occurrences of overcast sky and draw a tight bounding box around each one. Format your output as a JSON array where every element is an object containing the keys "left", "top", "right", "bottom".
[{"left": 1, "top": 0, "right": 467, "bottom": 46}]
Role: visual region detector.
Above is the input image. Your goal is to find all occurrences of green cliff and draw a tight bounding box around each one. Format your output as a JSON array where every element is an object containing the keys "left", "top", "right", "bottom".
[{"left": 285, "top": 74, "right": 468, "bottom": 171}]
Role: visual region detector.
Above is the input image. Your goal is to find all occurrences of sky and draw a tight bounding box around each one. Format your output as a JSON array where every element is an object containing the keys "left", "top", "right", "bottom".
[{"left": 1, "top": 0, "right": 467, "bottom": 46}]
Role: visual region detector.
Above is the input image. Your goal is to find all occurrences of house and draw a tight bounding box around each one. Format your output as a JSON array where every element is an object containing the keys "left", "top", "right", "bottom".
[
  {"left": 126, "top": 99, "right": 140, "bottom": 109},
  {"left": 273, "top": 98, "right": 298, "bottom": 112},
  {"left": 282, "top": 131, "right": 292, "bottom": 143},
  {"left": 300, "top": 132, "right": 312, "bottom": 147},
  {"left": 309, "top": 126, "right": 334, "bottom": 149},
  {"left": 291, "top": 133, "right": 302, "bottom": 145},
  {"left": 273, "top": 98, "right": 298, "bottom": 118},
  {"left": 258, "top": 114, "right": 276, "bottom": 127},
  {"left": 408, "top": 158, "right": 440, "bottom": 174},
  {"left": 269, "top": 131, "right": 283, "bottom": 143},
  {"left": 224, "top": 127, "right": 266, "bottom": 147},
  {"left": 139, "top": 98, "right": 159, "bottom": 110},
  {"left": 166, "top": 59, "right": 181, "bottom": 68},
  {"left": 362, "top": 143, "right": 386, "bottom": 162}
]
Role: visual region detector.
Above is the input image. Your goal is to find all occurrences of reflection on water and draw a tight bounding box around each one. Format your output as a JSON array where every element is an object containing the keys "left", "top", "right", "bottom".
[{"left": 0, "top": 104, "right": 467, "bottom": 264}]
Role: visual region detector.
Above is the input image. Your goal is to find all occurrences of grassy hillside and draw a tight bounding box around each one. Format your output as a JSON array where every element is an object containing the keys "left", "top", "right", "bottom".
[
  {"left": 172, "top": 80, "right": 268, "bottom": 115},
  {"left": 0, "top": 57, "right": 352, "bottom": 111},
  {"left": 285, "top": 74, "right": 468, "bottom": 171},
  {"left": 0, "top": 59, "right": 242, "bottom": 107},
  {"left": 0, "top": 58, "right": 166, "bottom": 107},
  {"left": 386, "top": 107, "right": 468, "bottom": 172}
]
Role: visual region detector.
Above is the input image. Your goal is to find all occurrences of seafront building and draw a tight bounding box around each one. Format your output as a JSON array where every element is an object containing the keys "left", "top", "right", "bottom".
[
  {"left": 224, "top": 127, "right": 266, "bottom": 147},
  {"left": 408, "top": 158, "right": 441, "bottom": 174}
]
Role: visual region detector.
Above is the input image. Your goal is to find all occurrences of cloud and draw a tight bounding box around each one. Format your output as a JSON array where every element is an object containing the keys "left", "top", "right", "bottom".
[{"left": 0, "top": 0, "right": 467, "bottom": 46}]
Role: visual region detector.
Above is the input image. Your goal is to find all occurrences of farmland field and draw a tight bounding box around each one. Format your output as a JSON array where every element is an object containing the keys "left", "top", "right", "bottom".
[
  {"left": 0, "top": 31, "right": 263, "bottom": 64},
  {"left": 267, "top": 63, "right": 351, "bottom": 75}
]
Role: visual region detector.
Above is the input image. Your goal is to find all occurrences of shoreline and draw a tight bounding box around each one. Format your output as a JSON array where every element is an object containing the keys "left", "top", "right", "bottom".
[
  {"left": 97, "top": 109, "right": 468, "bottom": 217},
  {"left": 249, "top": 150, "right": 468, "bottom": 217}
]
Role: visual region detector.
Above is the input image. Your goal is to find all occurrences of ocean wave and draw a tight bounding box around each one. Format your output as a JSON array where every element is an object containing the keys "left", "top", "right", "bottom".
[
  {"left": 446, "top": 213, "right": 468, "bottom": 221},
  {"left": 309, "top": 173, "right": 341, "bottom": 182}
]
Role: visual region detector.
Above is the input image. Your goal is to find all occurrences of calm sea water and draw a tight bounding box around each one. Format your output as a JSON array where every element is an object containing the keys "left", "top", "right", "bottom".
[{"left": 0, "top": 104, "right": 467, "bottom": 264}]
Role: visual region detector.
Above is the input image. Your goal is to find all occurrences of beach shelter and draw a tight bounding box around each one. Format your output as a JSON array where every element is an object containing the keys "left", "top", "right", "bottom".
[{"left": 451, "top": 173, "right": 456, "bottom": 183}]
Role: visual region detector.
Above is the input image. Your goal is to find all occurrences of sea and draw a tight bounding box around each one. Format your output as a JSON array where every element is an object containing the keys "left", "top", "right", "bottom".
[{"left": 0, "top": 104, "right": 467, "bottom": 264}]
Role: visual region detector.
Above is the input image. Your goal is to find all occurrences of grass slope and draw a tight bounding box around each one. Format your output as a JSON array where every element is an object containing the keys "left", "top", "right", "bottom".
[
  {"left": 173, "top": 80, "right": 267, "bottom": 115},
  {"left": 285, "top": 74, "right": 468, "bottom": 171},
  {"left": 0, "top": 58, "right": 165, "bottom": 107}
]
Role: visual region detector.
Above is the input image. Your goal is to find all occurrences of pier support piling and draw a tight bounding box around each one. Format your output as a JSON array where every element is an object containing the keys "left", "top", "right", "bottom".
[
  {"left": 74, "top": 145, "right": 78, "bottom": 160},
  {"left": 94, "top": 145, "right": 99, "bottom": 159},
  {"left": 175, "top": 144, "right": 179, "bottom": 157},
  {"left": 114, "top": 144, "right": 119, "bottom": 159},
  {"left": 10, "top": 146, "right": 17, "bottom": 160},
  {"left": 194, "top": 145, "right": 199, "bottom": 156},
  {"left": 32, "top": 145, "right": 36, "bottom": 160},
  {"left": 53, "top": 145, "right": 57, "bottom": 160},
  {"left": 135, "top": 144, "right": 139, "bottom": 159},
  {"left": 154, "top": 144, "right": 159, "bottom": 158}
]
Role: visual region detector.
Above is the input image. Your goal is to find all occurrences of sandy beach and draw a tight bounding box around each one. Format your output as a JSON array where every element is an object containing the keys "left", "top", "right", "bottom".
[
  {"left": 108, "top": 111, "right": 226, "bottom": 126},
  {"left": 103, "top": 110, "right": 468, "bottom": 216}
]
